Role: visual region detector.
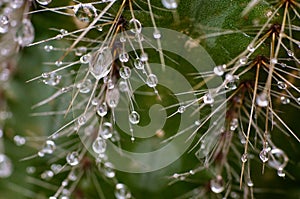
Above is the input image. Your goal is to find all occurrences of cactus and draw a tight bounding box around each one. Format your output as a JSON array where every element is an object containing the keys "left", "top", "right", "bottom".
[{"left": 1, "top": 0, "right": 300, "bottom": 198}]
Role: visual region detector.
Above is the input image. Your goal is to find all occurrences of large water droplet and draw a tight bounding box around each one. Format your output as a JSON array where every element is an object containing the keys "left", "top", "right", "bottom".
[
  {"left": 92, "top": 137, "right": 107, "bottom": 154},
  {"left": 115, "top": 183, "right": 131, "bottom": 199},
  {"left": 106, "top": 88, "right": 120, "bottom": 108},
  {"left": 129, "top": 111, "right": 140, "bottom": 124},
  {"left": 0, "top": 154, "right": 12, "bottom": 178},
  {"left": 161, "top": 0, "right": 178, "bottom": 9},
  {"left": 36, "top": 0, "right": 52, "bottom": 6},
  {"left": 73, "top": 3, "right": 97, "bottom": 23},
  {"left": 210, "top": 175, "right": 224, "bottom": 193},
  {"left": 89, "top": 47, "right": 113, "bottom": 80},
  {"left": 15, "top": 19, "right": 34, "bottom": 47},
  {"left": 66, "top": 151, "right": 80, "bottom": 166},
  {"left": 224, "top": 74, "right": 239, "bottom": 90}
]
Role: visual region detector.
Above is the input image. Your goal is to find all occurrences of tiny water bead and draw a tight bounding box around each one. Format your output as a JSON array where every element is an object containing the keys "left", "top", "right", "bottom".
[
  {"left": 89, "top": 47, "right": 113, "bottom": 80},
  {"left": 75, "top": 46, "right": 87, "bottom": 56},
  {"left": 36, "top": 0, "right": 52, "bottom": 6},
  {"left": 41, "top": 140, "right": 56, "bottom": 154},
  {"left": 119, "top": 66, "right": 131, "bottom": 79},
  {"left": 44, "top": 45, "right": 53, "bottom": 52},
  {"left": 280, "top": 96, "right": 290, "bottom": 104},
  {"left": 140, "top": 53, "right": 148, "bottom": 62},
  {"left": 115, "top": 183, "right": 131, "bottom": 199},
  {"left": 102, "top": 162, "right": 115, "bottom": 178},
  {"left": 146, "top": 74, "right": 158, "bottom": 87},
  {"left": 129, "top": 111, "right": 140, "bottom": 124},
  {"left": 73, "top": 3, "right": 97, "bottom": 23},
  {"left": 203, "top": 93, "right": 214, "bottom": 105},
  {"left": 153, "top": 29, "right": 161, "bottom": 39},
  {"left": 97, "top": 103, "right": 108, "bottom": 117},
  {"left": 161, "top": 0, "right": 178, "bottom": 9},
  {"left": 259, "top": 148, "right": 269, "bottom": 163},
  {"left": 241, "top": 153, "right": 248, "bottom": 163},
  {"left": 13, "top": 135, "right": 26, "bottom": 146},
  {"left": 134, "top": 58, "right": 144, "bottom": 70},
  {"left": 213, "top": 64, "right": 225, "bottom": 76},
  {"left": 10, "top": 0, "right": 24, "bottom": 9},
  {"left": 0, "top": 15, "right": 9, "bottom": 34},
  {"left": 129, "top": 18, "right": 142, "bottom": 34},
  {"left": 119, "top": 52, "right": 129, "bottom": 63},
  {"left": 277, "top": 81, "right": 287, "bottom": 89},
  {"left": 42, "top": 72, "right": 61, "bottom": 86},
  {"left": 41, "top": 170, "right": 54, "bottom": 180},
  {"left": 0, "top": 154, "right": 12, "bottom": 178},
  {"left": 177, "top": 106, "right": 185, "bottom": 113},
  {"left": 119, "top": 81, "right": 128, "bottom": 92},
  {"left": 77, "top": 79, "right": 92, "bottom": 93},
  {"left": 210, "top": 175, "right": 225, "bottom": 194},
  {"left": 239, "top": 56, "right": 248, "bottom": 65},
  {"left": 66, "top": 151, "right": 80, "bottom": 166},
  {"left": 99, "top": 122, "right": 113, "bottom": 139},
  {"left": 80, "top": 53, "right": 91, "bottom": 64},
  {"left": 224, "top": 74, "right": 239, "bottom": 90},
  {"left": 92, "top": 137, "right": 107, "bottom": 154},
  {"left": 256, "top": 93, "right": 268, "bottom": 107},
  {"left": 77, "top": 115, "right": 87, "bottom": 126},
  {"left": 14, "top": 19, "right": 35, "bottom": 47},
  {"left": 229, "top": 118, "right": 238, "bottom": 131},
  {"left": 247, "top": 44, "right": 255, "bottom": 52}
]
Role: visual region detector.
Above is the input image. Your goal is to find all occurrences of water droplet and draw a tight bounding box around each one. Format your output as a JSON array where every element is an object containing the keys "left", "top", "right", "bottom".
[
  {"left": 97, "top": 103, "right": 108, "bottom": 117},
  {"left": 259, "top": 148, "right": 269, "bottom": 163},
  {"left": 178, "top": 106, "right": 185, "bottom": 113},
  {"left": 51, "top": 164, "right": 62, "bottom": 174},
  {"left": 89, "top": 47, "right": 113, "bottom": 79},
  {"left": 49, "top": 196, "right": 57, "bottom": 199},
  {"left": 203, "top": 93, "right": 214, "bottom": 105},
  {"left": 277, "top": 167, "right": 285, "bottom": 177},
  {"left": 268, "top": 148, "right": 288, "bottom": 170},
  {"left": 106, "top": 88, "right": 120, "bottom": 108},
  {"left": 247, "top": 44, "right": 255, "bottom": 52},
  {"left": 247, "top": 179, "right": 254, "bottom": 187},
  {"left": 119, "top": 81, "right": 128, "bottom": 92},
  {"left": 10, "top": 0, "right": 24, "bottom": 9},
  {"left": 256, "top": 93, "right": 268, "bottom": 107},
  {"left": 119, "top": 52, "right": 129, "bottom": 63},
  {"left": 241, "top": 153, "right": 248, "bottom": 163},
  {"left": 102, "top": 162, "right": 115, "bottom": 178},
  {"left": 80, "top": 53, "right": 91, "bottom": 64},
  {"left": 224, "top": 74, "right": 239, "bottom": 90},
  {"left": 26, "top": 166, "right": 36, "bottom": 174},
  {"left": 0, "top": 15, "right": 9, "bottom": 34},
  {"left": 73, "top": 3, "right": 97, "bottom": 23},
  {"left": 75, "top": 46, "right": 87, "bottom": 56},
  {"left": 277, "top": 81, "right": 287, "bottom": 89},
  {"left": 239, "top": 56, "right": 248, "bottom": 65},
  {"left": 36, "top": 0, "right": 52, "bottom": 6},
  {"left": 280, "top": 96, "right": 290, "bottom": 104},
  {"left": 13, "top": 135, "right": 26, "bottom": 146},
  {"left": 44, "top": 45, "right": 53, "bottom": 52},
  {"left": 55, "top": 60, "right": 62, "bottom": 67},
  {"left": 41, "top": 170, "right": 54, "bottom": 180},
  {"left": 229, "top": 118, "right": 238, "bottom": 131},
  {"left": 134, "top": 58, "right": 144, "bottom": 70},
  {"left": 270, "top": 58, "right": 278, "bottom": 64},
  {"left": 153, "top": 30, "right": 161, "bottom": 39},
  {"left": 119, "top": 66, "right": 131, "bottom": 79},
  {"left": 99, "top": 122, "right": 113, "bottom": 139},
  {"left": 129, "top": 19, "right": 142, "bottom": 34},
  {"left": 77, "top": 79, "right": 92, "bottom": 93},
  {"left": 287, "top": 50, "right": 294, "bottom": 57},
  {"left": 0, "top": 154, "right": 12, "bottom": 178},
  {"left": 41, "top": 140, "right": 56, "bottom": 154},
  {"left": 146, "top": 74, "right": 158, "bottom": 87},
  {"left": 129, "top": 111, "right": 140, "bottom": 124},
  {"left": 66, "top": 151, "right": 80, "bottom": 166},
  {"left": 92, "top": 137, "right": 107, "bottom": 154},
  {"left": 115, "top": 183, "right": 131, "bottom": 199},
  {"left": 161, "top": 0, "right": 178, "bottom": 9},
  {"left": 140, "top": 53, "right": 148, "bottom": 62},
  {"left": 42, "top": 72, "right": 61, "bottom": 86},
  {"left": 77, "top": 115, "right": 87, "bottom": 126},
  {"left": 213, "top": 64, "right": 225, "bottom": 76},
  {"left": 210, "top": 175, "right": 224, "bottom": 193},
  {"left": 14, "top": 19, "right": 34, "bottom": 47}
]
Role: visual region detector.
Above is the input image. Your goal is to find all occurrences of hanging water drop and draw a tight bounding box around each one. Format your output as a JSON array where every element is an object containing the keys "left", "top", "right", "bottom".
[
  {"left": 115, "top": 183, "right": 131, "bottom": 199},
  {"left": 66, "top": 151, "right": 80, "bottom": 166},
  {"left": 268, "top": 148, "right": 288, "bottom": 170},
  {"left": 129, "top": 111, "right": 140, "bottom": 124},
  {"left": 119, "top": 81, "right": 128, "bottom": 92},
  {"left": 97, "top": 103, "right": 108, "bottom": 117},
  {"left": 153, "top": 30, "right": 161, "bottom": 39},
  {"left": 77, "top": 79, "right": 92, "bottom": 93},
  {"left": 119, "top": 66, "right": 131, "bottom": 79},
  {"left": 161, "top": 0, "right": 178, "bottom": 9},
  {"left": 146, "top": 74, "right": 158, "bottom": 87},
  {"left": 0, "top": 154, "right": 12, "bottom": 178},
  {"left": 13, "top": 135, "right": 26, "bottom": 146},
  {"left": 256, "top": 93, "right": 268, "bottom": 107},
  {"left": 36, "top": 0, "right": 52, "bottom": 6},
  {"left": 0, "top": 15, "right": 9, "bottom": 34},
  {"left": 259, "top": 148, "right": 269, "bottom": 163},
  {"left": 129, "top": 19, "right": 142, "bottom": 34},
  {"left": 213, "top": 64, "right": 225, "bottom": 76},
  {"left": 277, "top": 167, "right": 285, "bottom": 177},
  {"left": 177, "top": 106, "right": 185, "bottom": 113},
  {"left": 73, "top": 3, "right": 97, "bottom": 23},
  {"left": 106, "top": 88, "right": 120, "bottom": 108},
  {"left": 89, "top": 47, "right": 113, "bottom": 79},
  {"left": 102, "top": 162, "right": 115, "bottom": 178},
  {"left": 99, "top": 122, "right": 113, "bottom": 139},
  {"left": 280, "top": 96, "right": 290, "bottom": 104},
  {"left": 203, "top": 93, "right": 214, "bottom": 105},
  {"left": 239, "top": 56, "right": 248, "bottom": 65},
  {"left": 241, "top": 153, "right": 248, "bottom": 163},
  {"left": 41, "top": 140, "right": 56, "bottom": 154},
  {"left": 277, "top": 81, "right": 287, "bottom": 89},
  {"left": 44, "top": 45, "right": 53, "bottom": 52},
  {"left": 77, "top": 115, "right": 87, "bottom": 126},
  {"left": 119, "top": 52, "right": 129, "bottom": 63},
  {"left": 134, "top": 58, "right": 144, "bottom": 70},
  {"left": 92, "top": 137, "right": 107, "bottom": 154},
  {"left": 75, "top": 46, "right": 87, "bottom": 56},
  {"left": 14, "top": 19, "right": 35, "bottom": 47},
  {"left": 210, "top": 175, "right": 224, "bottom": 193},
  {"left": 42, "top": 72, "right": 61, "bottom": 86},
  {"left": 80, "top": 53, "right": 91, "bottom": 64}
]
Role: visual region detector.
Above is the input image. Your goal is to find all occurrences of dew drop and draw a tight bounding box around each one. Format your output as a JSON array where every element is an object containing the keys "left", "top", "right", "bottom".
[
  {"left": 277, "top": 167, "right": 285, "bottom": 177},
  {"left": 287, "top": 50, "right": 294, "bottom": 57},
  {"left": 75, "top": 46, "right": 87, "bottom": 56},
  {"left": 41, "top": 140, "right": 56, "bottom": 154},
  {"left": 129, "top": 19, "right": 142, "bottom": 34},
  {"left": 153, "top": 30, "right": 161, "bottom": 39},
  {"left": 134, "top": 58, "right": 144, "bottom": 70},
  {"left": 73, "top": 3, "right": 97, "bottom": 23},
  {"left": 13, "top": 135, "right": 26, "bottom": 146},
  {"left": 102, "top": 162, "right": 115, "bottom": 178},
  {"left": 106, "top": 88, "right": 120, "bottom": 108},
  {"left": 41, "top": 170, "right": 54, "bottom": 180},
  {"left": 161, "top": 0, "right": 178, "bottom": 9},
  {"left": 66, "top": 151, "right": 80, "bottom": 166},
  {"left": 77, "top": 115, "right": 87, "bottom": 126},
  {"left": 80, "top": 53, "right": 91, "bottom": 64},
  {"left": 177, "top": 106, "right": 185, "bottom": 113},
  {"left": 247, "top": 44, "right": 255, "bottom": 52},
  {"left": 277, "top": 81, "right": 287, "bottom": 90},
  {"left": 241, "top": 153, "right": 248, "bottom": 163},
  {"left": 259, "top": 148, "right": 269, "bottom": 163},
  {"left": 203, "top": 93, "right": 214, "bottom": 105},
  {"left": 99, "top": 122, "right": 113, "bottom": 139},
  {"left": 247, "top": 179, "right": 254, "bottom": 187},
  {"left": 118, "top": 81, "right": 128, "bottom": 92},
  {"left": 239, "top": 56, "right": 248, "bottom": 65},
  {"left": 280, "top": 96, "right": 290, "bottom": 104},
  {"left": 256, "top": 93, "right": 268, "bottom": 107},
  {"left": 51, "top": 164, "right": 62, "bottom": 174},
  {"left": 119, "top": 52, "right": 129, "bottom": 63},
  {"left": 119, "top": 66, "right": 131, "bottom": 79},
  {"left": 268, "top": 148, "right": 288, "bottom": 170},
  {"left": 0, "top": 154, "right": 12, "bottom": 178},
  {"left": 129, "top": 111, "right": 140, "bottom": 124},
  {"left": 213, "top": 64, "right": 225, "bottom": 76},
  {"left": 224, "top": 74, "right": 239, "bottom": 90},
  {"left": 97, "top": 103, "right": 108, "bottom": 117},
  {"left": 36, "top": 0, "right": 52, "bottom": 6},
  {"left": 10, "top": 0, "right": 24, "bottom": 9},
  {"left": 140, "top": 53, "right": 148, "bottom": 62},
  {"left": 14, "top": 19, "right": 34, "bottom": 47},
  {"left": 77, "top": 79, "right": 92, "bottom": 93},
  {"left": 229, "top": 118, "right": 238, "bottom": 131},
  {"left": 42, "top": 72, "right": 61, "bottom": 86},
  {"left": 210, "top": 175, "right": 224, "bottom": 194},
  {"left": 89, "top": 47, "right": 113, "bottom": 79},
  {"left": 146, "top": 74, "right": 158, "bottom": 87},
  {"left": 92, "top": 137, "right": 107, "bottom": 154},
  {"left": 44, "top": 45, "right": 53, "bottom": 52},
  {"left": 270, "top": 58, "right": 278, "bottom": 64},
  {"left": 0, "top": 15, "right": 9, "bottom": 34},
  {"left": 115, "top": 183, "right": 131, "bottom": 199}
]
